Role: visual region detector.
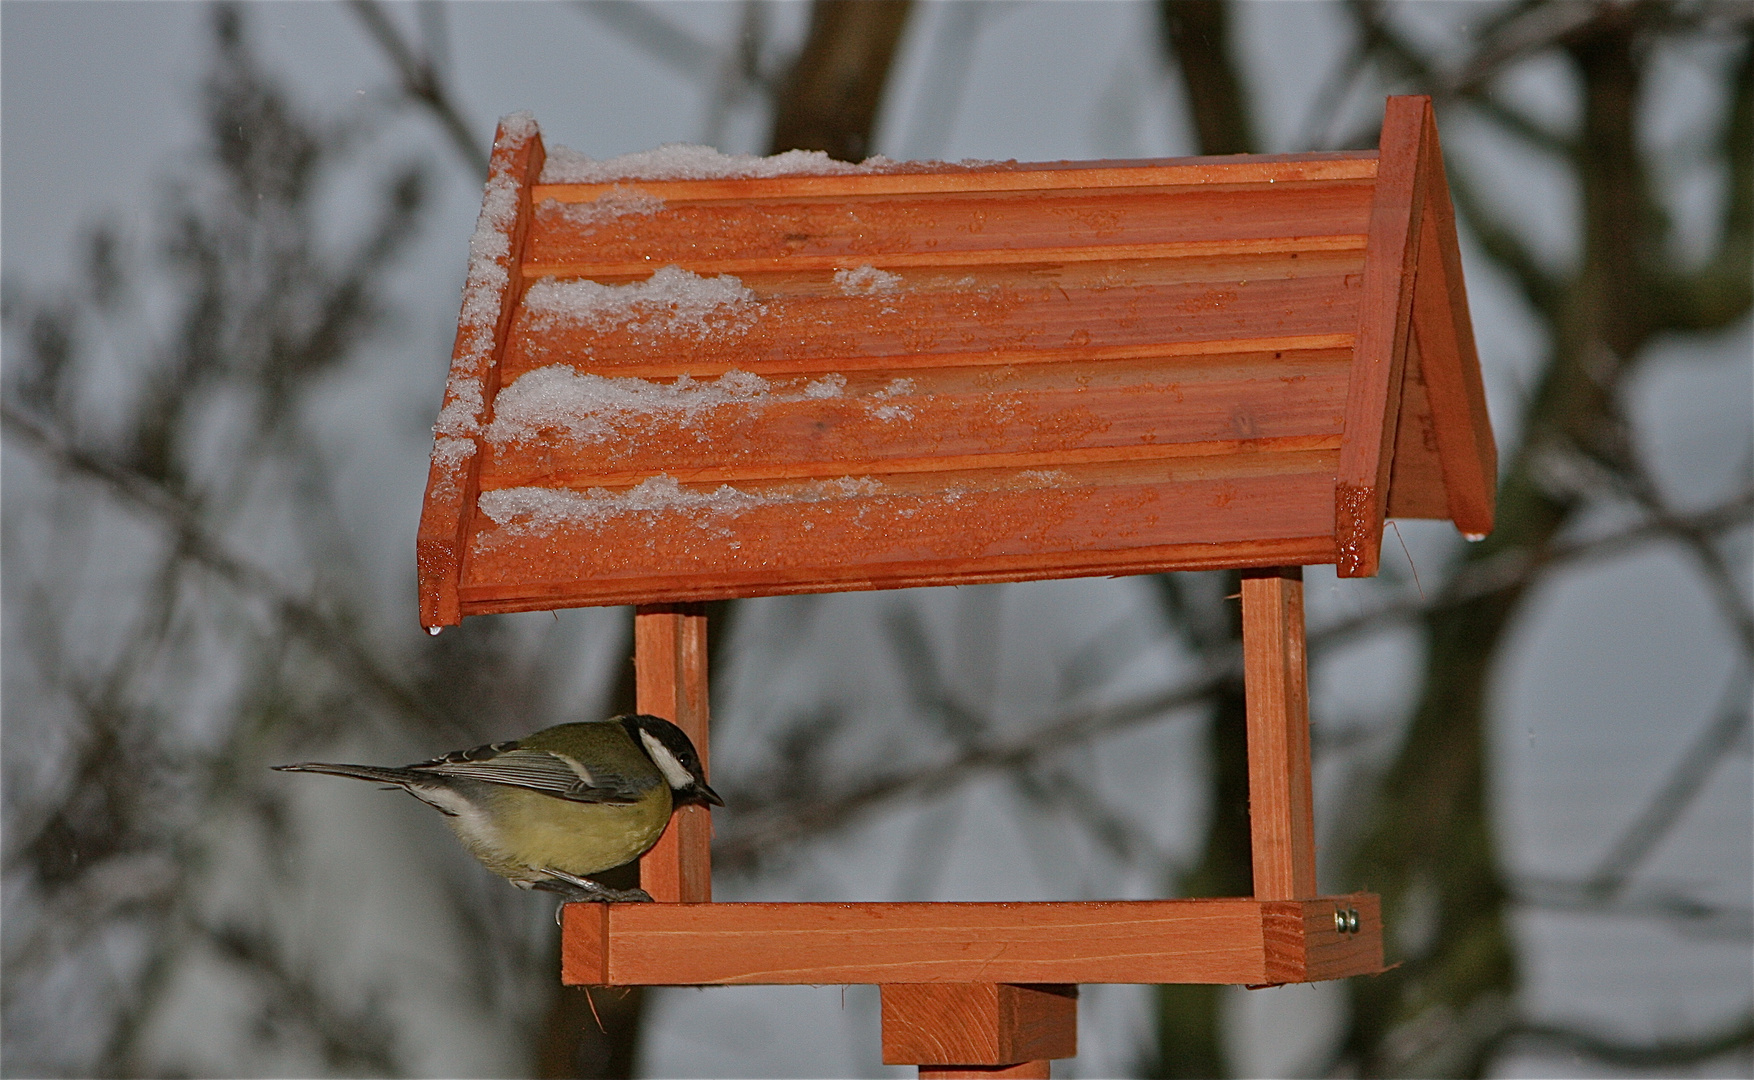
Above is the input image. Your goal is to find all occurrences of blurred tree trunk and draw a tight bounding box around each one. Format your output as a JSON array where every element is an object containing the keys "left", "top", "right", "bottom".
[
  {"left": 768, "top": 0, "right": 913, "bottom": 160},
  {"left": 539, "top": 5, "right": 913, "bottom": 1074},
  {"left": 1146, "top": 3, "right": 1257, "bottom": 1077},
  {"left": 1338, "top": 8, "right": 1752, "bottom": 1076}
]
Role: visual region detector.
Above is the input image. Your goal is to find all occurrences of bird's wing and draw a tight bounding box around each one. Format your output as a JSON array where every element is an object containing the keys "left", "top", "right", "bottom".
[{"left": 412, "top": 746, "right": 649, "bottom": 804}]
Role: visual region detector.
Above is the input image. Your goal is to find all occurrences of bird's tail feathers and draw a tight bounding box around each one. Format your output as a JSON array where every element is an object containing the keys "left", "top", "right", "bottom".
[{"left": 272, "top": 761, "right": 424, "bottom": 787}]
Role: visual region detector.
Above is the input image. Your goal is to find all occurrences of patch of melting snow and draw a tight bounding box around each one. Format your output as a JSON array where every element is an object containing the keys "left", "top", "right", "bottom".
[
  {"left": 835, "top": 265, "right": 903, "bottom": 295},
  {"left": 540, "top": 143, "right": 901, "bottom": 184},
  {"left": 480, "top": 474, "right": 883, "bottom": 536},
  {"left": 485, "top": 367, "right": 845, "bottom": 446},
  {"left": 545, "top": 185, "right": 666, "bottom": 227},
  {"left": 868, "top": 377, "right": 916, "bottom": 422},
  {"left": 524, "top": 265, "right": 761, "bottom": 338}
]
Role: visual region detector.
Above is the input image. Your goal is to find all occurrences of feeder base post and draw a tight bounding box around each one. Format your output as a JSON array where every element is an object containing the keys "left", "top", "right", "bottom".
[{"left": 882, "top": 983, "right": 1075, "bottom": 1078}]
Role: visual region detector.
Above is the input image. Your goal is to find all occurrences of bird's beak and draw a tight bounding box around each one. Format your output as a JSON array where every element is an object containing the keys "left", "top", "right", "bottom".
[{"left": 692, "top": 782, "right": 725, "bottom": 808}]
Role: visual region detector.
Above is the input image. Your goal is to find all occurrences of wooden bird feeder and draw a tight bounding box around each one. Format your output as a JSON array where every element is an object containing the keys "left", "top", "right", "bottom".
[{"left": 418, "top": 96, "right": 1494, "bottom": 1076}]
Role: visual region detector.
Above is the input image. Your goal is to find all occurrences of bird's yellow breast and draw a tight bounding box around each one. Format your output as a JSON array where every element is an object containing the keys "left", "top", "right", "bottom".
[{"left": 443, "top": 783, "right": 674, "bottom": 884}]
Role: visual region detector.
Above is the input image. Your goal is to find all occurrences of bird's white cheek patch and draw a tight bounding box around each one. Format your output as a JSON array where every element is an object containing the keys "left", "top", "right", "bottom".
[{"left": 639, "top": 731, "right": 696, "bottom": 790}]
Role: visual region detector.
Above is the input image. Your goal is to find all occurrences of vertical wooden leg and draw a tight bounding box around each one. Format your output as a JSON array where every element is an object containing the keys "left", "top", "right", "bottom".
[
  {"left": 882, "top": 984, "right": 1075, "bottom": 1078},
  {"left": 634, "top": 603, "right": 712, "bottom": 903},
  {"left": 1241, "top": 567, "right": 1317, "bottom": 900}
]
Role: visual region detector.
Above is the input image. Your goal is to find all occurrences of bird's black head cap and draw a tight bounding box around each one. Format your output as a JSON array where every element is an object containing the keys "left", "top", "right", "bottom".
[{"left": 620, "top": 714, "right": 724, "bottom": 807}]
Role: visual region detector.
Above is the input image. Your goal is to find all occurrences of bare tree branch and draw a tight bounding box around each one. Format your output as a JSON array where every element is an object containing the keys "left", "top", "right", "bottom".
[
  {"left": 713, "top": 490, "right": 1753, "bottom": 871},
  {"left": 1500, "top": 1010, "right": 1754, "bottom": 1071},
  {"left": 1585, "top": 668, "right": 1753, "bottom": 897},
  {"left": 570, "top": 0, "right": 721, "bottom": 83},
  {"left": 767, "top": 0, "right": 913, "bottom": 160},
  {"left": 347, "top": 0, "right": 488, "bottom": 177},
  {"left": 0, "top": 402, "right": 461, "bottom": 740}
]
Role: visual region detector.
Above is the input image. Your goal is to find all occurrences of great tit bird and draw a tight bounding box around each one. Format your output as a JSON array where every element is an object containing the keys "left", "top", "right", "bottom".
[{"left": 274, "top": 714, "right": 721, "bottom": 902}]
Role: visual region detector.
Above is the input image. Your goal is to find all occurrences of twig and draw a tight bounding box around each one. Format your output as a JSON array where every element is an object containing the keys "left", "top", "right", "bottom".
[
  {"left": 347, "top": 0, "right": 488, "bottom": 177},
  {"left": 0, "top": 403, "right": 463, "bottom": 739}
]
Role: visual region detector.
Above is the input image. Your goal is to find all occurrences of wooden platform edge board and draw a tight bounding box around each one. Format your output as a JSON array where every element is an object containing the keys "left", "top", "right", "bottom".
[
  {"left": 417, "top": 118, "right": 543, "bottom": 628},
  {"left": 1411, "top": 113, "right": 1497, "bottom": 537},
  {"left": 558, "top": 897, "right": 1385, "bottom": 986},
  {"left": 1335, "top": 95, "right": 1432, "bottom": 578}
]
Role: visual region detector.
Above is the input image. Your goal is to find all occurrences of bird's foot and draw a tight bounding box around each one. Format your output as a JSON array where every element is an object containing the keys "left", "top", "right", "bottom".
[{"left": 533, "top": 869, "right": 653, "bottom": 904}]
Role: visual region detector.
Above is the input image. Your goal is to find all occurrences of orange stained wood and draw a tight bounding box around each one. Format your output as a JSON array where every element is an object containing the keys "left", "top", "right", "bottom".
[
  {"left": 417, "top": 97, "right": 1495, "bottom": 625},
  {"left": 634, "top": 605, "right": 713, "bottom": 903},
  {"left": 919, "top": 1064, "right": 1051, "bottom": 1080},
  {"left": 881, "top": 983, "right": 1076, "bottom": 1067},
  {"left": 1242, "top": 568, "right": 1317, "bottom": 900},
  {"left": 559, "top": 897, "right": 1384, "bottom": 987}
]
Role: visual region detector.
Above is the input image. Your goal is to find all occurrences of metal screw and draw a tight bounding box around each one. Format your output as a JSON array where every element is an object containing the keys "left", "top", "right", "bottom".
[
  {"left": 1334, "top": 909, "right": 1349, "bottom": 933},
  {"left": 1334, "top": 907, "right": 1362, "bottom": 934},
  {"left": 1345, "top": 908, "right": 1361, "bottom": 934}
]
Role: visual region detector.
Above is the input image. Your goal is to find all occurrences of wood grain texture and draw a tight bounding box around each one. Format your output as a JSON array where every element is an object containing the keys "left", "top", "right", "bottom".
[
  {"left": 1260, "top": 893, "right": 1383, "bottom": 984},
  {"left": 561, "top": 901, "right": 608, "bottom": 985},
  {"left": 459, "top": 461, "right": 1340, "bottom": 612},
  {"left": 523, "top": 183, "right": 1373, "bottom": 276},
  {"left": 1410, "top": 120, "right": 1497, "bottom": 537},
  {"left": 881, "top": 984, "right": 1077, "bottom": 1065},
  {"left": 1384, "top": 327, "right": 1454, "bottom": 519},
  {"left": 1242, "top": 568, "right": 1317, "bottom": 900},
  {"left": 634, "top": 607, "right": 712, "bottom": 903},
  {"left": 555, "top": 898, "right": 1386, "bottom": 986},
  {"left": 417, "top": 119, "right": 543, "bottom": 627},
  {"left": 457, "top": 534, "right": 1339, "bottom": 615},
  {"left": 1335, "top": 95, "right": 1432, "bottom": 578},
  {"left": 531, "top": 151, "right": 1378, "bottom": 204},
  {"left": 498, "top": 257, "right": 1365, "bottom": 381},
  {"left": 478, "top": 347, "right": 1353, "bottom": 490}
]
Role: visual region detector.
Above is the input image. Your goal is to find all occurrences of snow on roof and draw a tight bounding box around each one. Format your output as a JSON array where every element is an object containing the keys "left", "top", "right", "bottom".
[
  {"left": 835, "top": 265, "right": 903, "bottom": 295},
  {"left": 522, "top": 265, "right": 761, "bottom": 337},
  {"left": 479, "top": 474, "right": 883, "bottom": 536},
  {"left": 540, "top": 142, "right": 900, "bottom": 184},
  {"left": 544, "top": 185, "right": 666, "bottom": 227},
  {"left": 484, "top": 367, "right": 846, "bottom": 447}
]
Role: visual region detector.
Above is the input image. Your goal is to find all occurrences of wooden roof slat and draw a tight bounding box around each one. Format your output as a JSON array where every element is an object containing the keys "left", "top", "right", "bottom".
[
  {"left": 532, "top": 151, "right": 1377, "bottom": 203},
  {"left": 501, "top": 265, "right": 1365, "bottom": 378},
  {"left": 457, "top": 454, "right": 1339, "bottom": 614},
  {"left": 524, "top": 184, "right": 1373, "bottom": 274},
  {"left": 476, "top": 351, "right": 1350, "bottom": 491}
]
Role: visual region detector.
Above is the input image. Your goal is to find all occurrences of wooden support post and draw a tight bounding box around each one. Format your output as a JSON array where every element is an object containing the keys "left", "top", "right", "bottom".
[
  {"left": 1241, "top": 567, "right": 1317, "bottom": 900},
  {"left": 634, "top": 603, "right": 713, "bottom": 903},
  {"left": 882, "top": 983, "right": 1075, "bottom": 1079}
]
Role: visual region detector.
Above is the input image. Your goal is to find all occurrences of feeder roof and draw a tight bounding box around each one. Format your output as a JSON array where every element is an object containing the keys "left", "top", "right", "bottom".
[{"left": 418, "top": 96, "right": 1494, "bottom": 628}]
